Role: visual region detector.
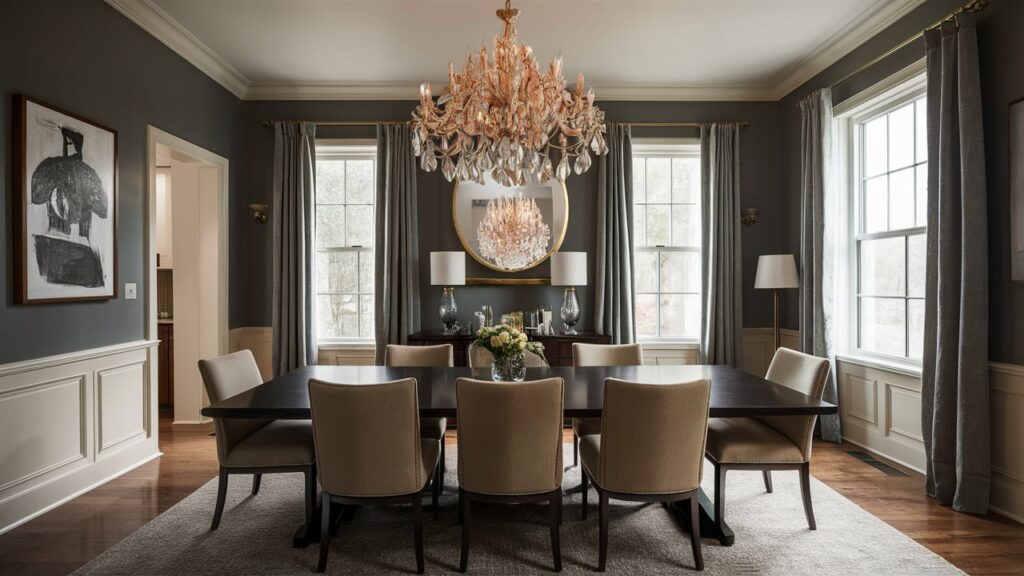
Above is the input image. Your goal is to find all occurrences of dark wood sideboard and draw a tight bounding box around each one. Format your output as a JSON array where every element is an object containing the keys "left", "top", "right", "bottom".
[{"left": 407, "top": 330, "right": 611, "bottom": 367}]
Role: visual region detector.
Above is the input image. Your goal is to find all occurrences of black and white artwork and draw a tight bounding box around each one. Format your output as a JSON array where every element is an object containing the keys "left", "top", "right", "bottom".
[
  {"left": 1012, "top": 98, "right": 1024, "bottom": 282},
  {"left": 15, "top": 96, "right": 117, "bottom": 303}
]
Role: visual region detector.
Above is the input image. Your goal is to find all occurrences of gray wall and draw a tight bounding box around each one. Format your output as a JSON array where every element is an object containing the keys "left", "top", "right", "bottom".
[
  {"left": 236, "top": 100, "right": 783, "bottom": 332},
  {"left": 778, "top": 0, "right": 1024, "bottom": 365},
  {"left": 0, "top": 1, "right": 243, "bottom": 364}
]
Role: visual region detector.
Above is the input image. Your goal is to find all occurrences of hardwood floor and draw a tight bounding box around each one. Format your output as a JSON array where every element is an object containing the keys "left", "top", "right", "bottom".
[{"left": 0, "top": 414, "right": 1021, "bottom": 575}]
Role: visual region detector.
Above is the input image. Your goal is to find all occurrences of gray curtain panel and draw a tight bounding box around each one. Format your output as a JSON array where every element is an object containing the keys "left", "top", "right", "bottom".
[
  {"left": 798, "top": 88, "right": 841, "bottom": 443},
  {"left": 700, "top": 124, "right": 743, "bottom": 367},
  {"left": 271, "top": 122, "right": 317, "bottom": 377},
  {"left": 921, "top": 15, "right": 990, "bottom": 515},
  {"left": 594, "top": 123, "right": 636, "bottom": 344},
  {"left": 374, "top": 124, "right": 422, "bottom": 364}
]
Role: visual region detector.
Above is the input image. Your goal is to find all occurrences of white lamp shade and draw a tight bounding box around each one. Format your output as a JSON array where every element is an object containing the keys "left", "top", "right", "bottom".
[
  {"left": 754, "top": 254, "right": 800, "bottom": 289},
  {"left": 550, "top": 252, "right": 587, "bottom": 286},
  {"left": 430, "top": 251, "right": 466, "bottom": 285}
]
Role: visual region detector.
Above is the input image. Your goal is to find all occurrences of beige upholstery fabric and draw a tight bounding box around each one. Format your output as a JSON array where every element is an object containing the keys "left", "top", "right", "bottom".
[
  {"left": 466, "top": 343, "right": 548, "bottom": 369},
  {"left": 571, "top": 343, "right": 644, "bottom": 439},
  {"left": 383, "top": 344, "right": 450, "bottom": 440},
  {"left": 198, "top": 350, "right": 273, "bottom": 466},
  {"left": 704, "top": 417, "right": 806, "bottom": 464},
  {"left": 756, "top": 348, "right": 831, "bottom": 460},
  {"left": 572, "top": 343, "right": 644, "bottom": 367},
  {"left": 309, "top": 378, "right": 438, "bottom": 497},
  {"left": 456, "top": 377, "right": 564, "bottom": 495},
  {"left": 384, "top": 344, "right": 453, "bottom": 367},
  {"left": 581, "top": 378, "right": 711, "bottom": 494},
  {"left": 224, "top": 420, "right": 316, "bottom": 467}
]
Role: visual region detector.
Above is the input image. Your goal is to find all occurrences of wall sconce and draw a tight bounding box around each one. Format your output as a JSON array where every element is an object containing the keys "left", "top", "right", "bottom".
[
  {"left": 248, "top": 203, "right": 269, "bottom": 224},
  {"left": 741, "top": 207, "right": 760, "bottom": 226}
]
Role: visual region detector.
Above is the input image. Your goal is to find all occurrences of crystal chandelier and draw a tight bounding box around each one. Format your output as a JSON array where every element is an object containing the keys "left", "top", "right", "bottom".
[
  {"left": 412, "top": 0, "right": 608, "bottom": 187},
  {"left": 477, "top": 193, "right": 551, "bottom": 269}
]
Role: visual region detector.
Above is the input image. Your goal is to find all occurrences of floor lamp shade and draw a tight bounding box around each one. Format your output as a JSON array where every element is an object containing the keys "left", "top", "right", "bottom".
[
  {"left": 430, "top": 251, "right": 466, "bottom": 286},
  {"left": 754, "top": 255, "right": 799, "bottom": 289},
  {"left": 550, "top": 252, "right": 587, "bottom": 286}
]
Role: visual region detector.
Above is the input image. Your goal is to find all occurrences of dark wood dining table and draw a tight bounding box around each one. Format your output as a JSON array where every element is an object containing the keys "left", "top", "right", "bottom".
[{"left": 202, "top": 364, "right": 837, "bottom": 547}]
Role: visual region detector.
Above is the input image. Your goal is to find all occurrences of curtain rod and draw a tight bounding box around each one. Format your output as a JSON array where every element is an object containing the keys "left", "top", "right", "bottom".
[
  {"left": 825, "top": 0, "right": 988, "bottom": 92},
  {"left": 260, "top": 119, "right": 751, "bottom": 128}
]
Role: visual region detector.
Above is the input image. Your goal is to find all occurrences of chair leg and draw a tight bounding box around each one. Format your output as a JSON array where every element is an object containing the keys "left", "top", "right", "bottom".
[
  {"left": 689, "top": 495, "right": 704, "bottom": 571},
  {"left": 211, "top": 467, "right": 229, "bottom": 530},
  {"left": 457, "top": 489, "right": 463, "bottom": 525},
  {"left": 714, "top": 464, "right": 727, "bottom": 532},
  {"left": 251, "top": 473, "right": 262, "bottom": 496},
  {"left": 459, "top": 491, "right": 471, "bottom": 573},
  {"left": 762, "top": 470, "right": 773, "bottom": 493},
  {"left": 317, "top": 497, "right": 331, "bottom": 573},
  {"left": 439, "top": 436, "right": 447, "bottom": 491},
  {"left": 432, "top": 459, "right": 441, "bottom": 521},
  {"left": 305, "top": 466, "right": 317, "bottom": 528},
  {"left": 598, "top": 492, "right": 609, "bottom": 572},
  {"left": 550, "top": 492, "right": 562, "bottom": 572},
  {"left": 413, "top": 493, "right": 425, "bottom": 574},
  {"left": 799, "top": 463, "right": 816, "bottom": 530},
  {"left": 581, "top": 470, "right": 589, "bottom": 521},
  {"left": 573, "top": 433, "right": 579, "bottom": 467}
]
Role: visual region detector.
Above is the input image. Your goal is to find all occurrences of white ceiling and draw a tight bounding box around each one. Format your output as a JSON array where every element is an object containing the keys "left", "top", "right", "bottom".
[{"left": 107, "top": 0, "right": 925, "bottom": 101}]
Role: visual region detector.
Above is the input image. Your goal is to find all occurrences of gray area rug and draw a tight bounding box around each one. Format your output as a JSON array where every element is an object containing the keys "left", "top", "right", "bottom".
[{"left": 74, "top": 446, "right": 961, "bottom": 575}]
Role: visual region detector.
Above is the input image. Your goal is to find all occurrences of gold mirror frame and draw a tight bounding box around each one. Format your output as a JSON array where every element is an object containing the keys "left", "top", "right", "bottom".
[{"left": 452, "top": 176, "right": 569, "bottom": 273}]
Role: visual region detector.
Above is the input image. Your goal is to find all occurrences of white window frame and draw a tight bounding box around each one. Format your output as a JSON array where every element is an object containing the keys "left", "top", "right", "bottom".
[
  {"left": 632, "top": 139, "right": 702, "bottom": 346},
  {"left": 314, "top": 139, "right": 377, "bottom": 347},
  {"left": 835, "top": 62, "right": 927, "bottom": 372}
]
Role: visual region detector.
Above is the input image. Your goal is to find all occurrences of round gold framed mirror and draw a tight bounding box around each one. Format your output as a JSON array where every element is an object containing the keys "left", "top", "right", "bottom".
[{"left": 452, "top": 173, "right": 568, "bottom": 272}]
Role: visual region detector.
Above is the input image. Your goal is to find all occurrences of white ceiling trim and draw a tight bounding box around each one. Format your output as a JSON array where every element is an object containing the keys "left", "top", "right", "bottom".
[
  {"left": 106, "top": 0, "right": 927, "bottom": 103},
  {"left": 765, "top": 0, "right": 927, "bottom": 100},
  {"left": 105, "top": 0, "right": 249, "bottom": 99}
]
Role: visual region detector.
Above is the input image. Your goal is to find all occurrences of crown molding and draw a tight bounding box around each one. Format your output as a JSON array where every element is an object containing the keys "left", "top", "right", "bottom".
[
  {"left": 108, "top": 0, "right": 926, "bottom": 103},
  {"left": 767, "top": 0, "right": 927, "bottom": 100},
  {"left": 105, "top": 0, "right": 249, "bottom": 99}
]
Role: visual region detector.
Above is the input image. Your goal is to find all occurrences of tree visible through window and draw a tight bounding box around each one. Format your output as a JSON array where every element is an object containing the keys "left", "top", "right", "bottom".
[
  {"left": 315, "top": 144, "right": 376, "bottom": 341},
  {"left": 632, "top": 144, "right": 702, "bottom": 340}
]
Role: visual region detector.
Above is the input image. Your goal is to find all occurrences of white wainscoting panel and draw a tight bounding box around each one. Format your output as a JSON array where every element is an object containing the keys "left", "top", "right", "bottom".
[
  {"left": 0, "top": 341, "right": 160, "bottom": 535},
  {"left": 640, "top": 344, "right": 700, "bottom": 366},
  {"left": 991, "top": 362, "right": 1024, "bottom": 523},
  {"left": 318, "top": 346, "right": 376, "bottom": 366},
  {"left": 741, "top": 328, "right": 800, "bottom": 377}
]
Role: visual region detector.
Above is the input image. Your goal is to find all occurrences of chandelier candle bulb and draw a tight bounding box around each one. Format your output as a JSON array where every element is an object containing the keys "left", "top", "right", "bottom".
[{"left": 412, "top": 0, "right": 607, "bottom": 185}]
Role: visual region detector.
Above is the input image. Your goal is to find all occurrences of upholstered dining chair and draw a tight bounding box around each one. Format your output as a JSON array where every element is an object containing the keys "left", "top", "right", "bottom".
[
  {"left": 455, "top": 377, "right": 565, "bottom": 573},
  {"left": 198, "top": 350, "right": 316, "bottom": 531},
  {"left": 704, "top": 347, "right": 831, "bottom": 533},
  {"left": 384, "top": 344, "right": 451, "bottom": 498},
  {"left": 308, "top": 378, "right": 441, "bottom": 574},
  {"left": 570, "top": 343, "right": 644, "bottom": 468},
  {"left": 466, "top": 342, "right": 550, "bottom": 369},
  {"left": 579, "top": 378, "right": 711, "bottom": 572}
]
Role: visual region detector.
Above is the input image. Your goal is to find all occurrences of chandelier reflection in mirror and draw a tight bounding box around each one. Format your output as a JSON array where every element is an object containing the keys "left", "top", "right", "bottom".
[
  {"left": 412, "top": 0, "right": 608, "bottom": 186},
  {"left": 477, "top": 193, "right": 551, "bottom": 270}
]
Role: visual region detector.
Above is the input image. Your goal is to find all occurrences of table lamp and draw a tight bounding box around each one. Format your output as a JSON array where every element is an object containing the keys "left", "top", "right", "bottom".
[
  {"left": 754, "top": 254, "right": 800, "bottom": 351},
  {"left": 550, "top": 252, "right": 587, "bottom": 335},
  {"left": 430, "top": 251, "right": 465, "bottom": 334}
]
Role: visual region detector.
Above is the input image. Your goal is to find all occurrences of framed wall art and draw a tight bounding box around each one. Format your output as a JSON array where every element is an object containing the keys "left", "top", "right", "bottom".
[
  {"left": 1012, "top": 97, "right": 1024, "bottom": 282},
  {"left": 13, "top": 95, "right": 118, "bottom": 303}
]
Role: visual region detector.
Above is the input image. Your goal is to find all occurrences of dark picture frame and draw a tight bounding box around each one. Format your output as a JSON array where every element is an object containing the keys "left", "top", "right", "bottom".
[
  {"left": 1011, "top": 96, "right": 1024, "bottom": 282},
  {"left": 13, "top": 95, "right": 119, "bottom": 304}
]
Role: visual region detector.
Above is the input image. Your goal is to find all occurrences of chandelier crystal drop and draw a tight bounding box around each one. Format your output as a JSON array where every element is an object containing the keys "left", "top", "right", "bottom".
[
  {"left": 476, "top": 193, "right": 552, "bottom": 270},
  {"left": 412, "top": 0, "right": 608, "bottom": 186}
]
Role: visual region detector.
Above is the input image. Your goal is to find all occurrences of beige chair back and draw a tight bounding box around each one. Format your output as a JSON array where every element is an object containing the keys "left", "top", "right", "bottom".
[
  {"left": 572, "top": 343, "right": 644, "bottom": 367},
  {"left": 308, "top": 378, "right": 426, "bottom": 497},
  {"left": 198, "top": 350, "right": 270, "bottom": 466},
  {"left": 756, "top": 348, "right": 831, "bottom": 460},
  {"left": 599, "top": 378, "right": 711, "bottom": 494},
  {"left": 467, "top": 343, "right": 548, "bottom": 369},
  {"left": 385, "top": 344, "right": 453, "bottom": 367},
  {"left": 456, "top": 377, "right": 564, "bottom": 495}
]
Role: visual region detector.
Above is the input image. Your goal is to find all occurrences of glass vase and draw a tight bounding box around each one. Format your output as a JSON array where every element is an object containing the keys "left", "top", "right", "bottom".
[{"left": 491, "top": 351, "right": 526, "bottom": 382}]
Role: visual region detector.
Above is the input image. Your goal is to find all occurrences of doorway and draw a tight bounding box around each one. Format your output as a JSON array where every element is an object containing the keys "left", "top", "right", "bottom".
[{"left": 146, "top": 126, "right": 229, "bottom": 426}]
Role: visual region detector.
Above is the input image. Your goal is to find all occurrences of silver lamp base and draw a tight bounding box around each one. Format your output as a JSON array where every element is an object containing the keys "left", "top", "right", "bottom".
[{"left": 560, "top": 286, "right": 580, "bottom": 335}]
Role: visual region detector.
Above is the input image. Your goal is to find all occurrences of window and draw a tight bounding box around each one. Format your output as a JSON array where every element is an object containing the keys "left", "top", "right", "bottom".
[
  {"left": 314, "top": 143, "right": 376, "bottom": 342},
  {"left": 632, "top": 143, "right": 702, "bottom": 340},
  {"left": 848, "top": 82, "right": 927, "bottom": 361}
]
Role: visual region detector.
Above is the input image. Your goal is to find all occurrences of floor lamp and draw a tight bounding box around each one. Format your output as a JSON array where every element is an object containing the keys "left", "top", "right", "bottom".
[{"left": 754, "top": 254, "right": 800, "bottom": 351}]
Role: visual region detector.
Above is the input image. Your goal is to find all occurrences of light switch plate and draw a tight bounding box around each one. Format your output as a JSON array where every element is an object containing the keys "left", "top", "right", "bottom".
[{"left": 125, "top": 283, "right": 137, "bottom": 300}]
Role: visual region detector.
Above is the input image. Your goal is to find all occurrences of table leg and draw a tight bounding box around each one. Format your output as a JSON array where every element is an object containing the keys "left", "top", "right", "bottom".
[
  {"left": 292, "top": 497, "right": 353, "bottom": 548},
  {"left": 665, "top": 488, "right": 734, "bottom": 546}
]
